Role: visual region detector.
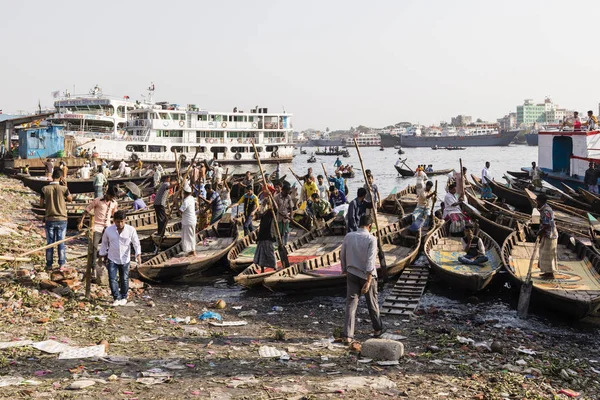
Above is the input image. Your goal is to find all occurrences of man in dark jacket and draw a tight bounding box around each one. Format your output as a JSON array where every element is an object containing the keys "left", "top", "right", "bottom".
[{"left": 347, "top": 188, "right": 372, "bottom": 233}]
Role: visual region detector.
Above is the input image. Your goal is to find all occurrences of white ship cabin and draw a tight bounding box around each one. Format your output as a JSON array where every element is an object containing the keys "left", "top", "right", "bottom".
[
  {"left": 51, "top": 88, "right": 135, "bottom": 137},
  {"left": 119, "top": 105, "right": 294, "bottom": 163},
  {"left": 538, "top": 128, "right": 600, "bottom": 177}
]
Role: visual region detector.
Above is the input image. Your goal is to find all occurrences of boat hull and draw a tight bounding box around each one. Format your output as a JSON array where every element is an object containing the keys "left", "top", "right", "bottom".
[
  {"left": 525, "top": 133, "right": 538, "bottom": 146},
  {"left": 397, "top": 130, "right": 519, "bottom": 148}
]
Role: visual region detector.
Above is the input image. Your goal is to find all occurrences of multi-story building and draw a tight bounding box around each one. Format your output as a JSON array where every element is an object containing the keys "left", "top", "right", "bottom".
[
  {"left": 451, "top": 114, "right": 472, "bottom": 126},
  {"left": 516, "top": 98, "right": 574, "bottom": 127},
  {"left": 497, "top": 112, "right": 517, "bottom": 130}
]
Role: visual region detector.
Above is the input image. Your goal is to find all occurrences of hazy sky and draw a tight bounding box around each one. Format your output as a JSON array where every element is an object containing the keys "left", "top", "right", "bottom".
[{"left": 1, "top": 0, "right": 599, "bottom": 130}]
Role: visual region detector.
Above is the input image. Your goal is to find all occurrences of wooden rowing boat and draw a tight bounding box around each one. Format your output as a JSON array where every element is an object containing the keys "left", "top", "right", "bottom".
[
  {"left": 506, "top": 170, "right": 530, "bottom": 179},
  {"left": 261, "top": 215, "right": 423, "bottom": 292},
  {"left": 394, "top": 165, "right": 454, "bottom": 178},
  {"left": 380, "top": 185, "right": 418, "bottom": 215},
  {"left": 424, "top": 222, "right": 504, "bottom": 292},
  {"left": 502, "top": 230, "right": 600, "bottom": 319},
  {"left": 489, "top": 180, "right": 533, "bottom": 213},
  {"left": 578, "top": 188, "right": 600, "bottom": 214},
  {"left": 137, "top": 222, "right": 237, "bottom": 283},
  {"left": 233, "top": 222, "right": 349, "bottom": 288},
  {"left": 460, "top": 202, "right": 520, "bottom": 246}
]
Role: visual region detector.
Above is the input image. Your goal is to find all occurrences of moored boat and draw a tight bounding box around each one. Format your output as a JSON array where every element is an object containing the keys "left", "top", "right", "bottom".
[
  {"left": 137, "top": 222, "right": 237, "bottom": 282},
  {"left": 502, "top": 230, "right": 600, "bottom": 319},
  {"left": 424, "top": 222, "right": 504, "bottom": 292},
  {"left": 380, "top": 185, "right": 417, "bottom": 215},
  {"left": 262, "top": 215, "right": 421, "bottom": 292},
  {"left": 394, "top": 165, "right": 454, "bottom": 178}
]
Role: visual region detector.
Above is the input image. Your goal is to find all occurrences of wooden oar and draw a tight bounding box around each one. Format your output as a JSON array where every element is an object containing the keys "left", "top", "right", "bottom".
[
  {"left": 251, "top": 141, "right": 289, "bottom": 269},
  {"left": 517, "top": 237, "right": 539, "bottom": 319},
  {"left": 18, "top": 230, "right": 89, "bottom": 258},
  {"left": 459, "top": 158, "right": 466, "bottom": 201},
  {"left": 429, "top": 180, "right": 438, "bottom": 225},
  {"left": 353, "top": 138, "right": 388, "bottom": 283}
]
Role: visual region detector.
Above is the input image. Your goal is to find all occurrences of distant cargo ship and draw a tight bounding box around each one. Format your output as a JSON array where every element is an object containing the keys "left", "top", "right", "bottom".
[
  {"left": 305, "top": 138, "right": 344, "bottom": 147},
  {"left": 380, "top": 127, "right": 519, "bottom": 147},
  {"left": 525, "top": 133, "right": 538, "bottom": 146}
]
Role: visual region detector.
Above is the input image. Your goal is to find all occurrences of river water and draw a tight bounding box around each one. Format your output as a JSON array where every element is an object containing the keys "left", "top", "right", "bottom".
[{"left": 288, "top": 144, "right": 537, "bottom": 199}]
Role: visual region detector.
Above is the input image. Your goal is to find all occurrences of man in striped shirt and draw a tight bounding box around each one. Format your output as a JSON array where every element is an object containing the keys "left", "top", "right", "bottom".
[
  {"left": 202, "top": 183, "right": 225, "bottom": 224},
  {"left": 153, "top": 176, "right": 178, "bottom": 238}
]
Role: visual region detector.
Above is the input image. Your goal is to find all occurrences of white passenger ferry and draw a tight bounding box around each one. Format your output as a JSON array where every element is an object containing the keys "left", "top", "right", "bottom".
[
  {"left": 343, "top": 132, "right": 381, "bottom": 147},
  {"left": 53, "top": 85, "right": 294, "bottom": 165}
]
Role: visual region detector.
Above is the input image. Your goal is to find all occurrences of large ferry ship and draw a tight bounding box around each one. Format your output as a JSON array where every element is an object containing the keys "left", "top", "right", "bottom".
[
  {"left": 343, "top": 132, "right": 381, "bottom": 147},
  {"left": 379, "top": 125, "right": 518, "bottom": 147},
  {"left": 52, "top": 85, "right": 294, "bottom": 164}
]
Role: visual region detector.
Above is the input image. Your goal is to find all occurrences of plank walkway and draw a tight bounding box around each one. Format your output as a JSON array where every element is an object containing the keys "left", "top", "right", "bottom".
[{"left": 381, "top": 256, "right": 429, "bottom": 316}]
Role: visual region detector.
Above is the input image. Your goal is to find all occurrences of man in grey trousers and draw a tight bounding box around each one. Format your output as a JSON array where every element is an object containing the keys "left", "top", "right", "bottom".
[{"left": 341, "top": 214, "right": 384, "bottom": 343}]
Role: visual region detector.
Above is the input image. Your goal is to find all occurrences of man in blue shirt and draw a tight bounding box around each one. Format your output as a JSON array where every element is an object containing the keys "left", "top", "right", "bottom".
[
  {"left": 202, "top": 183, "right": 225, "bottom": 224},
  {"left": 347, "top": 188, "right": 372, "bottom": 232},
  {"left": 329, "top": 185, "right": 347, "bottom": 208},
  {"left": 328, "top": 170, "right": 346, "bottom": 194},
  {"left": 334, "top": 157, "right": 342, "bottom": 168}
]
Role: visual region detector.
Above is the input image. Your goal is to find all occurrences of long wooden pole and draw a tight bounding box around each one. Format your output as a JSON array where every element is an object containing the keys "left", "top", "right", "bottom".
[
  {"left": 19, "top": 230, "right": 89, "bottom": 258},
  {"left": 353, "top": 138, "right": 388, "bottom": 282},
  {"left": 430, "top": 180, "right": 438, "bottom": 224},
  {"left": 459, "top": 158, "right": 466, "bottom": 201},
  {"left": 85, "top": 215, "right": 95, "bottom": 299},
  {"left": 251, "top": 142, "right": 289, "bottom": 269}
]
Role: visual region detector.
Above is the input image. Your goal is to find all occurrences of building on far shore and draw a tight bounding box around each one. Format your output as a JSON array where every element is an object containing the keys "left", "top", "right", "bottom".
[
  {"left": 451, "top": 114, "right": 472, "bottom": 127},
  {"left": 516, "top": 98, "right": 574, "bottom": 127},
  {"left": 497, "top": 112, "right": 517, "bottom": 130}
]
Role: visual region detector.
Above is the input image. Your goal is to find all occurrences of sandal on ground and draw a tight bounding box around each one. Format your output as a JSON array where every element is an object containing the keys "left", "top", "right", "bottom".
[{"left": 374, "top": 327, "right": 388, "bottom": 338}]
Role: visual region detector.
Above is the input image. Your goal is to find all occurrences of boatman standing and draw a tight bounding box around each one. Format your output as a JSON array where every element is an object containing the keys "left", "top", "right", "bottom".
[
  {"left": 340, "top": 214, "right": 385, "bottom": 344},
  {"left": 179, "top": 184, "right": 197, "bottom": 256},
  {"left": 334, "top": 157, "right": 342, "bottom": 169},
  {"left": 536, "top": 194, "right": 558, "bottom": 278},
  {"left": 530, "top": 161, "right": 543, "bottom": 188},
  {"left": 481, "top": 161, "right": 493, "bottom": 199},
  {"left": 584, "top": 162, "right": 599, "bottom": 194},
  {"left": 228, "top": 186, "right": 259, "bottom": 236},
  {"left": 583, "top": 110, "right": 599, "bottom": 131},
  {"left": 328, "top": 170, "right": 346, "bottom": 195}
]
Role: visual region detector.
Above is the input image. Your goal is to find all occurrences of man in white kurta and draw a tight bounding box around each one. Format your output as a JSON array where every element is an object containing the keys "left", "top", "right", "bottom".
[{"left": 179, "top": 184, "right": 197, "bottom": 256}]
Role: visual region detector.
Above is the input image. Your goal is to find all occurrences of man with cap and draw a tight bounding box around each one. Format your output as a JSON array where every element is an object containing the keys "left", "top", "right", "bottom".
[
  {"left": 179, "top": 183, "right": 197, "bottom": 256},
  {"left": 536, "top": 194, "right": 558, "bottom": 278},
  {"left": 328, "top": 170, "right": 346, "bottom": 195}
]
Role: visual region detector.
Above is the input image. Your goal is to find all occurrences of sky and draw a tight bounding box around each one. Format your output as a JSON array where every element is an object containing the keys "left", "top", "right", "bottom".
[{"left": 1, "top": 0, "right": 599, "bottom": 131}]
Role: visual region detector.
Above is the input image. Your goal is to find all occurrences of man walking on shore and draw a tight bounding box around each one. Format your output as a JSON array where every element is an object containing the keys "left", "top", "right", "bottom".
[
  {"left": 41, "top": 169, "right": 73, "bottom": 270},
  {"left": 341, "top": 214, "right": 384, "bottom": 343},
  {"left": 98, "top": 210, "right": 141, "bottom": 306}
]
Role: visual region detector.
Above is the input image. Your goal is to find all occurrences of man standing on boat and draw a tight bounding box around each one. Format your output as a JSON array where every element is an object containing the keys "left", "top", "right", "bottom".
[
  {"left": 363, "top": 174, "right": 381, "bottom": 211},
  {"left": 78, "top": 185, "right": 119, "bottom": 283},
  {"left": 412, "top": 181, "right": 435, "bottom": 230},
  {"left": 481, "top": 161, "right": 493, "bottom": 199},
  {"left": 584, "top": 162, "right": 600, "bottom": 194},
  {"left": 179, "top": 184, "right": 197, "bottom": 256},
  {"left": 228, "top": 186, "right": 259, "bottom": 236},
  {"left": 41, "top": 169, "right": 73, "bottom": 271},
  {"left": 536, "top": 194, "right": 558, "bottom": 278},
  {"left": 153, "top": 176, "right": 178, "bottom": 240},
  {"left": 43, "top": 158, "right": 54, "bottom": 179},
  {"left": 316, "top": 175, "right": 329, "bottom": 201},
  {"left": 334, "top": 157, "right": 342, "bottom": 169},
  {"left": 274, "top": 182, "right": 294, "bottom": 245},
  {"left": 442, "top": 183, "right": 470, "bottom": 235},
  {"left": 347, "top": 188, "right": 372, "bottom": 233},
  {"left": 328, "top": 170, "right": 346, "bottom": 195},
  {"left": 340, "top": 214, "right": 385, "bottom": 344},
  {"left": 583, "top": 110, "right": 598, "bottom": 131},
  {"left": 201, "top": 183, "right": 225, "bottom": 224},
  {"left": 98, "top": 210, "right": 141, "bottom": 307},
  {"left": 530, "top": 161, "right": 543, "bottom": 188},
  {"left": 118, "top": 159, "right": 127, "bottom": 177},
  {"left": 93, "top": 166, "right": 107, "bottom": 198}
]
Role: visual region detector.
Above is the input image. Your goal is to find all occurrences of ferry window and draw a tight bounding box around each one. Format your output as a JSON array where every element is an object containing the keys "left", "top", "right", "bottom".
[
  {"left": 159, "top": 113, "right": 169, "bottom": 120},
  {"left": 171, "top": 146, "right": 184, "bottom": 153},
  {"left": 192, "top": 146, "right": 207, "bottom": 153},
  {"left": 198, "top": 115, "right": 208, "bottom": 121},
  {"left": 126, "top": 145, "right": 146, "bottom": 152},
  {"left": 266, "top": 146, "right": 279, "bottom": 152},
  {"left": 248, "top": 116, "right": 255, "bottom": 122},
  {"left": 148, "top": 145, "right": 166, "bottom": 152},
  {"left": 30, "top": 132, "right": 36, "bottom": 138}
]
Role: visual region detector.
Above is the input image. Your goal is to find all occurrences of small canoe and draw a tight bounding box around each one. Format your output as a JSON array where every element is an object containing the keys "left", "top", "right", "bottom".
[
  {"left": 506, "top": 171, "right": 530, "bottom": 180},
  {"left": 460, "top": 202, "right": 518, "bottom": 246},
  {"left": 137, "top": 223, "right": 237, "bottom": 283},
  {"left": 578, "top": 188, "right": 600, "bottom": 214},
  {"left": 341, "top": 171, "right": 355, "bottom": 179},
  {"left": 394, "top": 165, "right": 453, "bottom": 178},
  {"left": 489, "top": 180, "right": 533, "bottom": 213},
  {"left": 424, "top": 222, "right": 504, "bottom": 292},
  {"left": 262, "top": 215, "right": 421, "bottom": 292},
  {"left": 502, "top": 230, "right": 600, "bottom": 319},
  {"left": 446, "top": 147, "right": 466, "bottom": 150}
]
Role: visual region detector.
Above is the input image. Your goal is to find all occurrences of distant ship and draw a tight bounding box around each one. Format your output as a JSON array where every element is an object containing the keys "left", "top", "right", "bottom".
[
  {"left": 343, "top": 132, "right": 381, "bottom": 147},
  {"left": 304, "top": 131, "right": 344, "bottom": 147},
  {"left": 525, "top": 132, "right": 538, "bottom": 146},
  {"left": 379, "top": 126, "right": 519, "bottom": 147}
]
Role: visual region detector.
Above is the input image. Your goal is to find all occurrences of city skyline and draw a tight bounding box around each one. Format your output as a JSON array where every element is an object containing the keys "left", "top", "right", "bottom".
[{"left": 1, "top": 0, "right": 600, "bottom": 131}]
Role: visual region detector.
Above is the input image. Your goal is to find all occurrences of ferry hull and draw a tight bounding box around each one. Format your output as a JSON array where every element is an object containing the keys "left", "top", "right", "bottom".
[
  {"left": 380, "top": 133, "right": 401, "bottom": 147},
  {"left": 525, "top": 133, "right": 539, "bottom": 146},
  {"left": 390, "top": 130, "right": 519, "bottom": 147}
]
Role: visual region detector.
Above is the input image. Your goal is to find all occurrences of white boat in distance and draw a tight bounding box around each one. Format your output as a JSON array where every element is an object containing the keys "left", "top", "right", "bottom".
[{"left": 51, "top": 84, "right": 294, "bottom": 165}]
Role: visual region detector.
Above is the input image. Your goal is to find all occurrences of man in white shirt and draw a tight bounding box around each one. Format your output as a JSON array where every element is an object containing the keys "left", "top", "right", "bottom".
[
  {"left": 79, "top": 163, "right": 91, "bottom": 179},
  {"left": 316, "top": 175, "right": 329, "bottom": 201},
  {"left": 179, "top": 184, "right": 197, "bottom": 256},
  {"left": 118, "top": 159, "right": 127, "bottom": 176},
  {"left": 213, "top": 162, "right": 224, "bottom": 184},
  {"left": 98, "top": 210, "right": 141, "bottom": 307},
  {"left": 480, "top": 161, "right": 493, "bottom": 199},
  {"left": 340, "top": 214, "right": 384, "bottom": 343}
]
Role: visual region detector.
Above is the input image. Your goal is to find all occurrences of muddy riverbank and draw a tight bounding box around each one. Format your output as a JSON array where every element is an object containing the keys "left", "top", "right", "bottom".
[{"left": 0, "top": 173, "right": 599, "bottom": 399}]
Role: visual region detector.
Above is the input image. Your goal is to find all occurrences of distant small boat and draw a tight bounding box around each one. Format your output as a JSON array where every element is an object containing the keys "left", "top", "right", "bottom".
[
  {"left": 446, "top": 146, "right": 466, "bottom": 151},
  {"left": 394, "top": 165, "right": 454, "bottom": 178},
  {"left": 307, "top": 157, "right": 317, "bottom": 163}
]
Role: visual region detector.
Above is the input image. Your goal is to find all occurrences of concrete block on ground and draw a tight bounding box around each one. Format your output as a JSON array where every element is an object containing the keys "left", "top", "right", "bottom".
[{"left": 361, "top": 339, "right": 404, "bottom": 361}]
